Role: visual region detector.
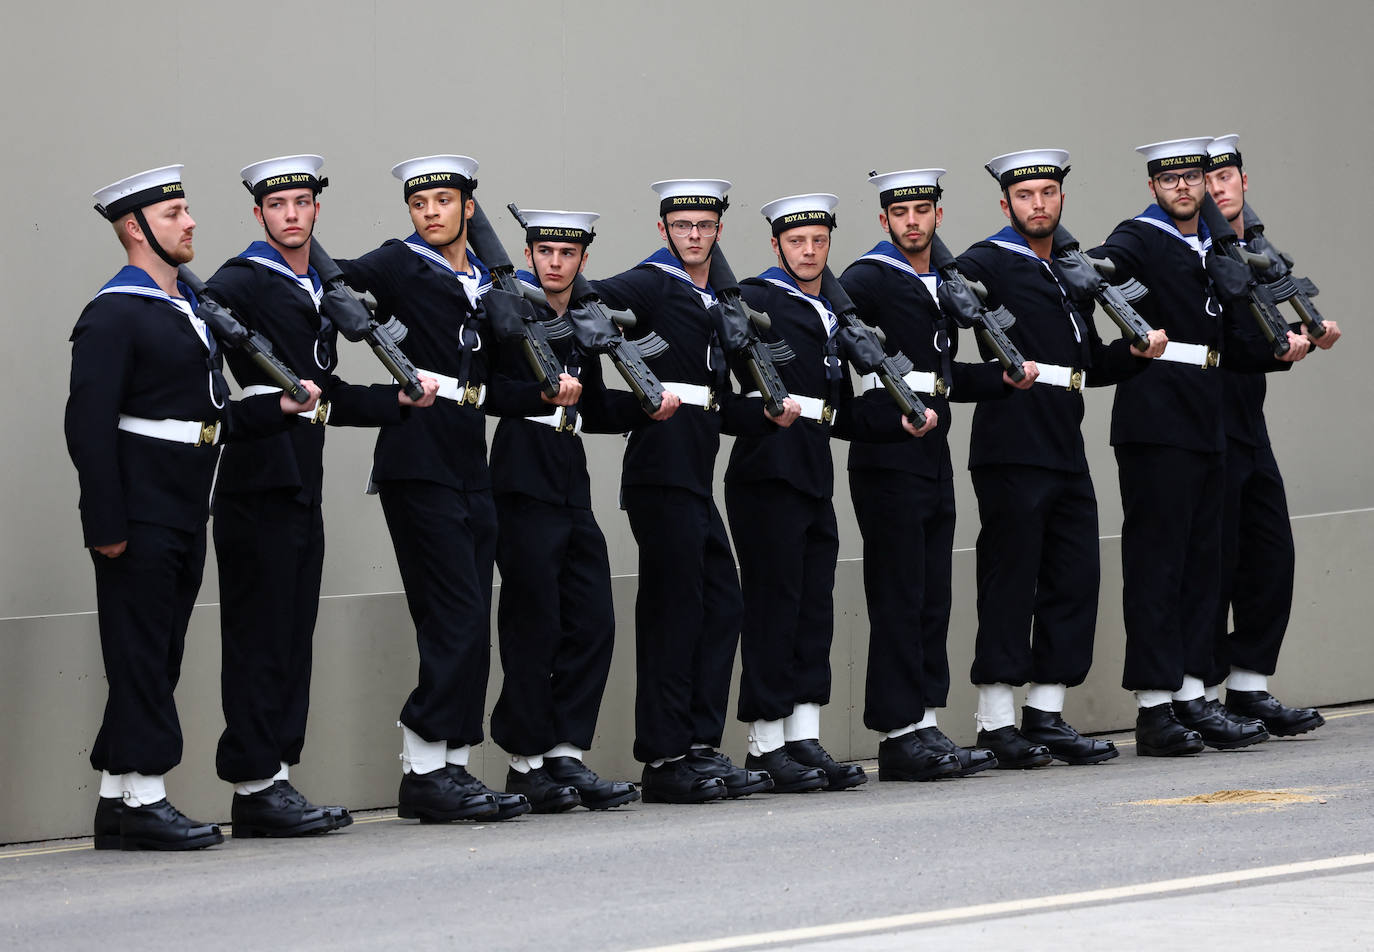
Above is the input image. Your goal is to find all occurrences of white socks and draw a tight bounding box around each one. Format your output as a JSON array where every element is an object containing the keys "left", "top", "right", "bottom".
[
  {"left": 545, "top": 743, "right": 583, "bottom": 760},
  {"left": 1136, "top": 690, "right": 1173, "bottom": 708},
  {"left": 516, "top": 743, "right": 585, "bottom": 770},
  {"left": 886, "top": 725, "right": 916, "bottom": 739},
  {"left": 445, "top": 745, "right": 470, "bottom": 767},
  {"left": 1025, "top": 683, "right": 1067, "bottom": 714},
  {"left": 509, "top": 754, "right": 543, "bottom": 774},
  {"left": 1204, "top": 683, "right": 1221, "bottom": 702},
  {"left": 102, "top": 772, "right": 166, "bottom": 807},
  {"left": 747, "top": 719, "right": 785, "bottom": 756},
  {"left": 1172, "top": 676, "right": 1205, "bottom": 702},
  {"left": 233, "top": 761, "right": 289, "bottom": 797},
  {"left": 784, "top": 703, "right": 821, "bottom": 742},
  {"left": 649, "top": 754, "right": 685, "bottom": 769},
  {"left": 400, "top": 723, "right": 447, "bottom": 775},
  {"left": 1229, "top": 668, "right": 1268, "bottom": 692},
  {"left": 975, "top": 684, "right": 1015, "bottom": 732},
  {"left": 888, "top": 709, "right": 939, "bottom": 740}
]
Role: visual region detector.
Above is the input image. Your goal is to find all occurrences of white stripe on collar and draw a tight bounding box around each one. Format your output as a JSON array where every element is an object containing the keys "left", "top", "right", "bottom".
[
  {"left": 96, "top": 284, "right": 212, "bottom": 351},
  {"left": 989, "top": 239, "right": 1042, "bottom": 261},
  {"left": 1133, "top": 215, "right": 1213, "bottom": 254},
  {"left": 403, "top": 238, "right": 489, "bottom": 307},
  {"left": 858, "top": 251, "right": 923, "bottom": 280},
  {"left": 763, "top": 277, "right": 836, "bottom": 334},
  {"left": 247, "top": 256, "right": 323, "bottom": 309},
  {"left": 644, "top": 260, "right": 716, "bottom": 308}
]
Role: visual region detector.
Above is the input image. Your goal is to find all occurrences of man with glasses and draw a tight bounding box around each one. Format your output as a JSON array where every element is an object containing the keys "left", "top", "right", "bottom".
[
  {"left": 592, "top": 179, "right": 799, "bottom": 803},
  {"left": 1094, "top": 138, "right": 1307, "bottom": 756}
]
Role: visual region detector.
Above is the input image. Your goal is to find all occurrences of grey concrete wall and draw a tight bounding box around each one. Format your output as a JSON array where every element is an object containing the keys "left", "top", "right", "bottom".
[{"left": 2, "top": 0, "right": 1371, "bottom": 842}]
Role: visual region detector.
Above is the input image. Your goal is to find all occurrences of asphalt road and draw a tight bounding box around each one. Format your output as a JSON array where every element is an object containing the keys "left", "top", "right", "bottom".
[{"left": 4, "top": 704, "right": 1372, "bottom": 952}]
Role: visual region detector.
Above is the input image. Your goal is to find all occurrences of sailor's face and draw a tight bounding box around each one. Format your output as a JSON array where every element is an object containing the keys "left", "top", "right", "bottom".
[
  {"left": 880, "top": 199, "right": 941, "bottom": 255},
  {"left": 772, "top": 225, "right": 831, "bottom": 283},
  {"left": 658, "top": 210, "right": 721, "bottom": 268},
  {"left": 142, "top": 197, "right": 196, "bottom": 263},
  {"left": 1001, "top": 179, "right": 1063, "bottom": 239},
  {"left": 1149, "top": 167, "right": 1205, "bottom": 222},
  {"left": 1205, "top": 166, "right": 1248, "bottom": 223},
  {"left": 255, "top": 187, "right": 318, "bottom": 250},
  {"left": 525, "top": 240, "right": 586, "bottom": 294},
  {"left": 408, "top": 188, "right": 472, "bottom": 247}
]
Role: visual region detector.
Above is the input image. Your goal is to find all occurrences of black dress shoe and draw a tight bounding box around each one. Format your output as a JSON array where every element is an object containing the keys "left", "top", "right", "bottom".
[
  {"left": 783, "top": 739, "right": 868, "bottom": 791},
  {"left": 914, "top": 727, "right": 999, "bottom": 777},
  {"left": 397, "top": 767, "right": 499, "bottom": 822},
  {"left": 877, "top": 733, "right": 962, "bottom": 781},
  {"left": 503, "top": 767, "right": 581, "bottom": 814},
  {"left": 1226, "top": 690, "right": 1325, "bottom": 737},
  {"left": 278, "top": 781, "right": 353, "bottom": 830},
  {"left": 744, "top": 748, "right": 827, "bottom": 793},
  {"left": 640, "top": 759, "right": 728, "bottom": 804},
  {"left": 1135, "top": 702, "right": 1204, "bottom": 756},
  {"left": 1172, "top": 698, "right": 1269, "bottom": 750},
  {"left": 118, "top": 799, "right": 224, "bottom": 851},
  {"left": 93, "top": 797, "right": 124, "bottom": 850},
  {"left": 1020, "top": 707, "right": 1119, "bottom": 766},
  {"left": 232, "top": 780, "right": 339, "bottom": 838},
  {"left": 451, "top": 766, "right": 532, "bottom": 820},
  {"left": 684, "top": 748, "right": 774, "bottom": 797},
  {"left": 543, "top": 757, "right": 640, "bottom": 810},
  {"left": 976, "top": 726, "right": 1054, "bottom": 769}
]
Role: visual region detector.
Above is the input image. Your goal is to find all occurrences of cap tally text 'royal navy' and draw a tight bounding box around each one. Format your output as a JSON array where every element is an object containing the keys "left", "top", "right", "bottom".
[{"left": 391, "top": 155, "right": 479, "bottom": 199}]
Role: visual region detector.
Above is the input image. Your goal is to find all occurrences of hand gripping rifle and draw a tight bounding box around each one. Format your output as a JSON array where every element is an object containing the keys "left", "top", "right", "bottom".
[
  {"left": 706, "top": 248, "right": 793, "bottom": 417},
  {"left": 177, "top": 266, "right": 311, "bottom": 403},
  {"left": 1198, "top": 193, "right": 1291, "bottom": 357},
  {"left": 1239, "top": 203, "right": 1328, "bottom": 340},
  {"left": 818, "top": 267, "right": 929, "bottom": 425},
  {"left": 466, "top": 201, "right": 566, "bottom": 398},
  {"left": 308, "top": 240, "right": 427, "bottom": 400},
  {"left": 1050, "top": 225, "right": 1156, "bottom": 350},
  {"left": 565, "top": 272, "right": 668, "bottom": 415},
  {"left": 930, "top": 235, "right": 1028, "bottom": 382}
]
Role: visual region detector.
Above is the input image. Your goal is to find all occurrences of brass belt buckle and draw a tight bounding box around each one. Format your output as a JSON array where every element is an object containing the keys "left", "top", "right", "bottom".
[
  {"left": 1205, "top": 348, "right": 1220, "bottom": 369},
  {"left": 706, "top": 388, "right": 718, "bottom": 411},
  {"left": 463, "top": 384, "right": 481, "bottom": 406},
  {"left": 1069, "top": 370, "right": 1084, "bottom": 392},
  {"left": 311, "top": 402, "right": 330, "bottom": 424},
  {"left": 196, "top": 422, "right": 218, "bottom": 447},
  {"left": 934, "top": 377, "right": 948, "bottom": 397},
  {"left": 821, "top": 403, "right": 835, "bottom": 424}
]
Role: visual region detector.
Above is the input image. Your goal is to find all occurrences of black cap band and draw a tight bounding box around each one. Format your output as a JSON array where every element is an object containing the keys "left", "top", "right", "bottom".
[
  {"left": 403, "top": 172, "right": 477, "bottom": 199},
  {"left": 995, "top": 164, "right": 1069, "bottom": 189},
  {"left": 658, "top": 194, "right": 728, "bottom": 216},
  {"left": 770, "top": 210, "right": 837, "bottom": 237},
  {"left": 1147, "top": 154, "right": 1207, "bottom": 176},
  {"left": 879, "top": 184, "right": 942, "bottom": 208},
  {"left": 246, "top": 173, "right": 328, "bottom": 201},
  {"left": 1208, "top": 151, "right": 1243, "bottom": 172},
  {"left": 526, "top": 226, "right": 594, "bottom": 246},
  {"left": 96, "top": 181, "right": 185, "bottom": 221}
]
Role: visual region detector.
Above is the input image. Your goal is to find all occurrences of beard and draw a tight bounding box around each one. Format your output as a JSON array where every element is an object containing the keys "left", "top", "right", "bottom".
[
  {"left": 1007, "top": 205, "right": 1059, "bottom": 240},
  {"left": 887, "top": 224, "right": 933, "bottom": 255},
  {"left": 171, "top": 241, "right": 195, "bottom": 264},
  {"left": 1156, "top": 188, "right": 1200, "bottom": 222}
]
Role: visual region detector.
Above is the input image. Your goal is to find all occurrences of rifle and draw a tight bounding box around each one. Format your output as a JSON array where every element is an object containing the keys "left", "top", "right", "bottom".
[
  {"left": 177, "top": 266, "right": 311, "bottom": 404},
  {"left": 308, "top": 239, "right": 427, "bottom": 400},
  {"left": 1239, "top": 203, "right": 1328, "bottom": 340},
  {"left": 818, "top": 267, "right": 929, "bottom": 425},
  {"left": 930, "top": 235, "right": 1028, "bottom": 382},
  {"left": 1051, "top": 225, "right": 1156, "bottom": 350},
  {"left": 465, "top": 201, "right": 565, "bottom": 398},
  {"left": 566, "top": 272, "right": 668, "bottom": 415},
  {"left": 706, "top": 248, "right": 792, "bottom": 417},
  {"left": 1198, "top": 193, "right": 1291, "bottom": 356}
]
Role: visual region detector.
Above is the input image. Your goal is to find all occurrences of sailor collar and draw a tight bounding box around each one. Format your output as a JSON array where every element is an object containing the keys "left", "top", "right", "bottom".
[
  {"left": 403, "top": 232, "right": 492, "bottom": 304},
  {"left": 241, "top": 240, "right": 323, "bottom": 306},
  {"left": 856, "top": 240, "right": 940, "bottom": 284},
  {"left": 986, "top": 226, "right": 1048, "bottom": 261},
  {"left": 94, "top": 265, "right": 214, "bottom": 353},
  {"left": 639, "top": 246, "right": 716, "bottom": 307},
  {"left": 1133, "top": 203, "right": 1212, "bottom": 253},
  {"left": 758, "top": 265, "right": 836, "bottom": 334}
]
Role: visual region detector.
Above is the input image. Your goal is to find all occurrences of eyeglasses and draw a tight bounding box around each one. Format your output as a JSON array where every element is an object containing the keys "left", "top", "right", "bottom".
[
  {"left": 1153, "top": 169, "right": 1205, "bottom": 190},
  {"left": 667, "top": 219, "right": 720, "bottom": 237}
]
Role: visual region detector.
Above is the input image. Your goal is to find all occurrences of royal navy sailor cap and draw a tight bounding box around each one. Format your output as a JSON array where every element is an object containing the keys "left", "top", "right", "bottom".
[
  {"left": 240, "top": 154, "right": 328, "bottom": 200},
  {"left": 1207, "top": 134, "right": 1243, "bottom": 172},
  {"left": 984, "top": 150, "right": 1070, "bottom": 188},
  {"left": 1136, "top": 137, "right": 1213, "bottom": 176},
  {"left": 759, "top": 193, "right": 839, "bottom": 236},
  {"left": 867, "top": 169, "right": 945, "bottom": 208},
  {"left": 391, "top": 155, "right": 479, "bottom": 199},
  {"left": 650, "top": 179, "right": 731, "bottom": 216},
  {"left": 92, "top": 165, "right": 185, "bottom": 221},
  {"left": 517, "top": 209, "right": 599, "bottom": 245}
]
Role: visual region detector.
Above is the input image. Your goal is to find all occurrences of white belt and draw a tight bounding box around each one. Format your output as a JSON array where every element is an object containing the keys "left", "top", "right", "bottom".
[
  {"left": 117, "top": 414, "right": 221, "bottom": 446},
  {"left": 241, "top": 384, "right": 332, "bottom": 423},
  {"left": 1157, "top": 341, "right": 1221, "bottom": 369},
  {"left": 416, "top": 367, "right": 486, "bottom": 407},
  {"left": 860, "top": 370, "right": 947, "bottom": 397},
  {"left": 661, "top": 381, "right": 716, "bottom": 410},
  {"left": 526, "top": 406, "right": 583, "bottom": 435},
  {"left": 1033, "top": 363, "right": 1086, "bottom": 391},
  {"left": 744, "top": 391, "right": 835, "bottom": 424}
]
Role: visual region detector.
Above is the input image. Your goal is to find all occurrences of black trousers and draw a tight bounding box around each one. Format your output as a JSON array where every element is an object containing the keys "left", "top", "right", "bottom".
[
  {"left": 970, "top": 465, "right": 1099, "bottom": 688},
  {"left": 379, "top": 480, "right": 497, "bottom": 747},
  {"left": 1115, "top": 444, "right": 1223, "bottom": 692},
  {"left": 89, "top": 520, "right": 204, "bottom": 776},
  {"left": 213, "top": 490, "right": 324, "bottom": 783},
  {"left": 622, "top": 485, "right": 742, "bottom": 764},
  {"left": 726, "top": 480, "right": 839, "bottom": 723},
  {"left": 490, "top": 494, "right": 616, "bottom": 756},
  {"left": 850, "top": 469, "right": 956, "bottom": 733},
  {"left": 1211, "top": 438, "right": 1294, "bottom": 681}
]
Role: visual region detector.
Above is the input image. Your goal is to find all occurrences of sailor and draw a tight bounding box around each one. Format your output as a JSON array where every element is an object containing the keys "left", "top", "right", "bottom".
[
  {"left": 726, "top": 193, "right": 928, "bottom": 793},
  {"left": 592, "top": 179, "right": 800, "bottom": 803},
  {"left": 955, "top": 149, "right": 1166, "bottom": 767},
  {"left": 335, "top": 155, "right": 528, "bottom": 820},
  {"left": 69, "top": 165, "right": 320, "bottom": 849},
  {"left": 487, "top": 208, "right": 675, "bottom": 811},
  {"left": 206, "top": 155, "right": 436, "bottom": 836},
  {"left": 840, "top": 169, "right": 1026, "bottom": 781},
  {"left": 1094, "top": 137, "right": 1308, "bottom": 755},
  {"left": 1203, "top": 134, "right": 1339, "bottom": 735}
]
